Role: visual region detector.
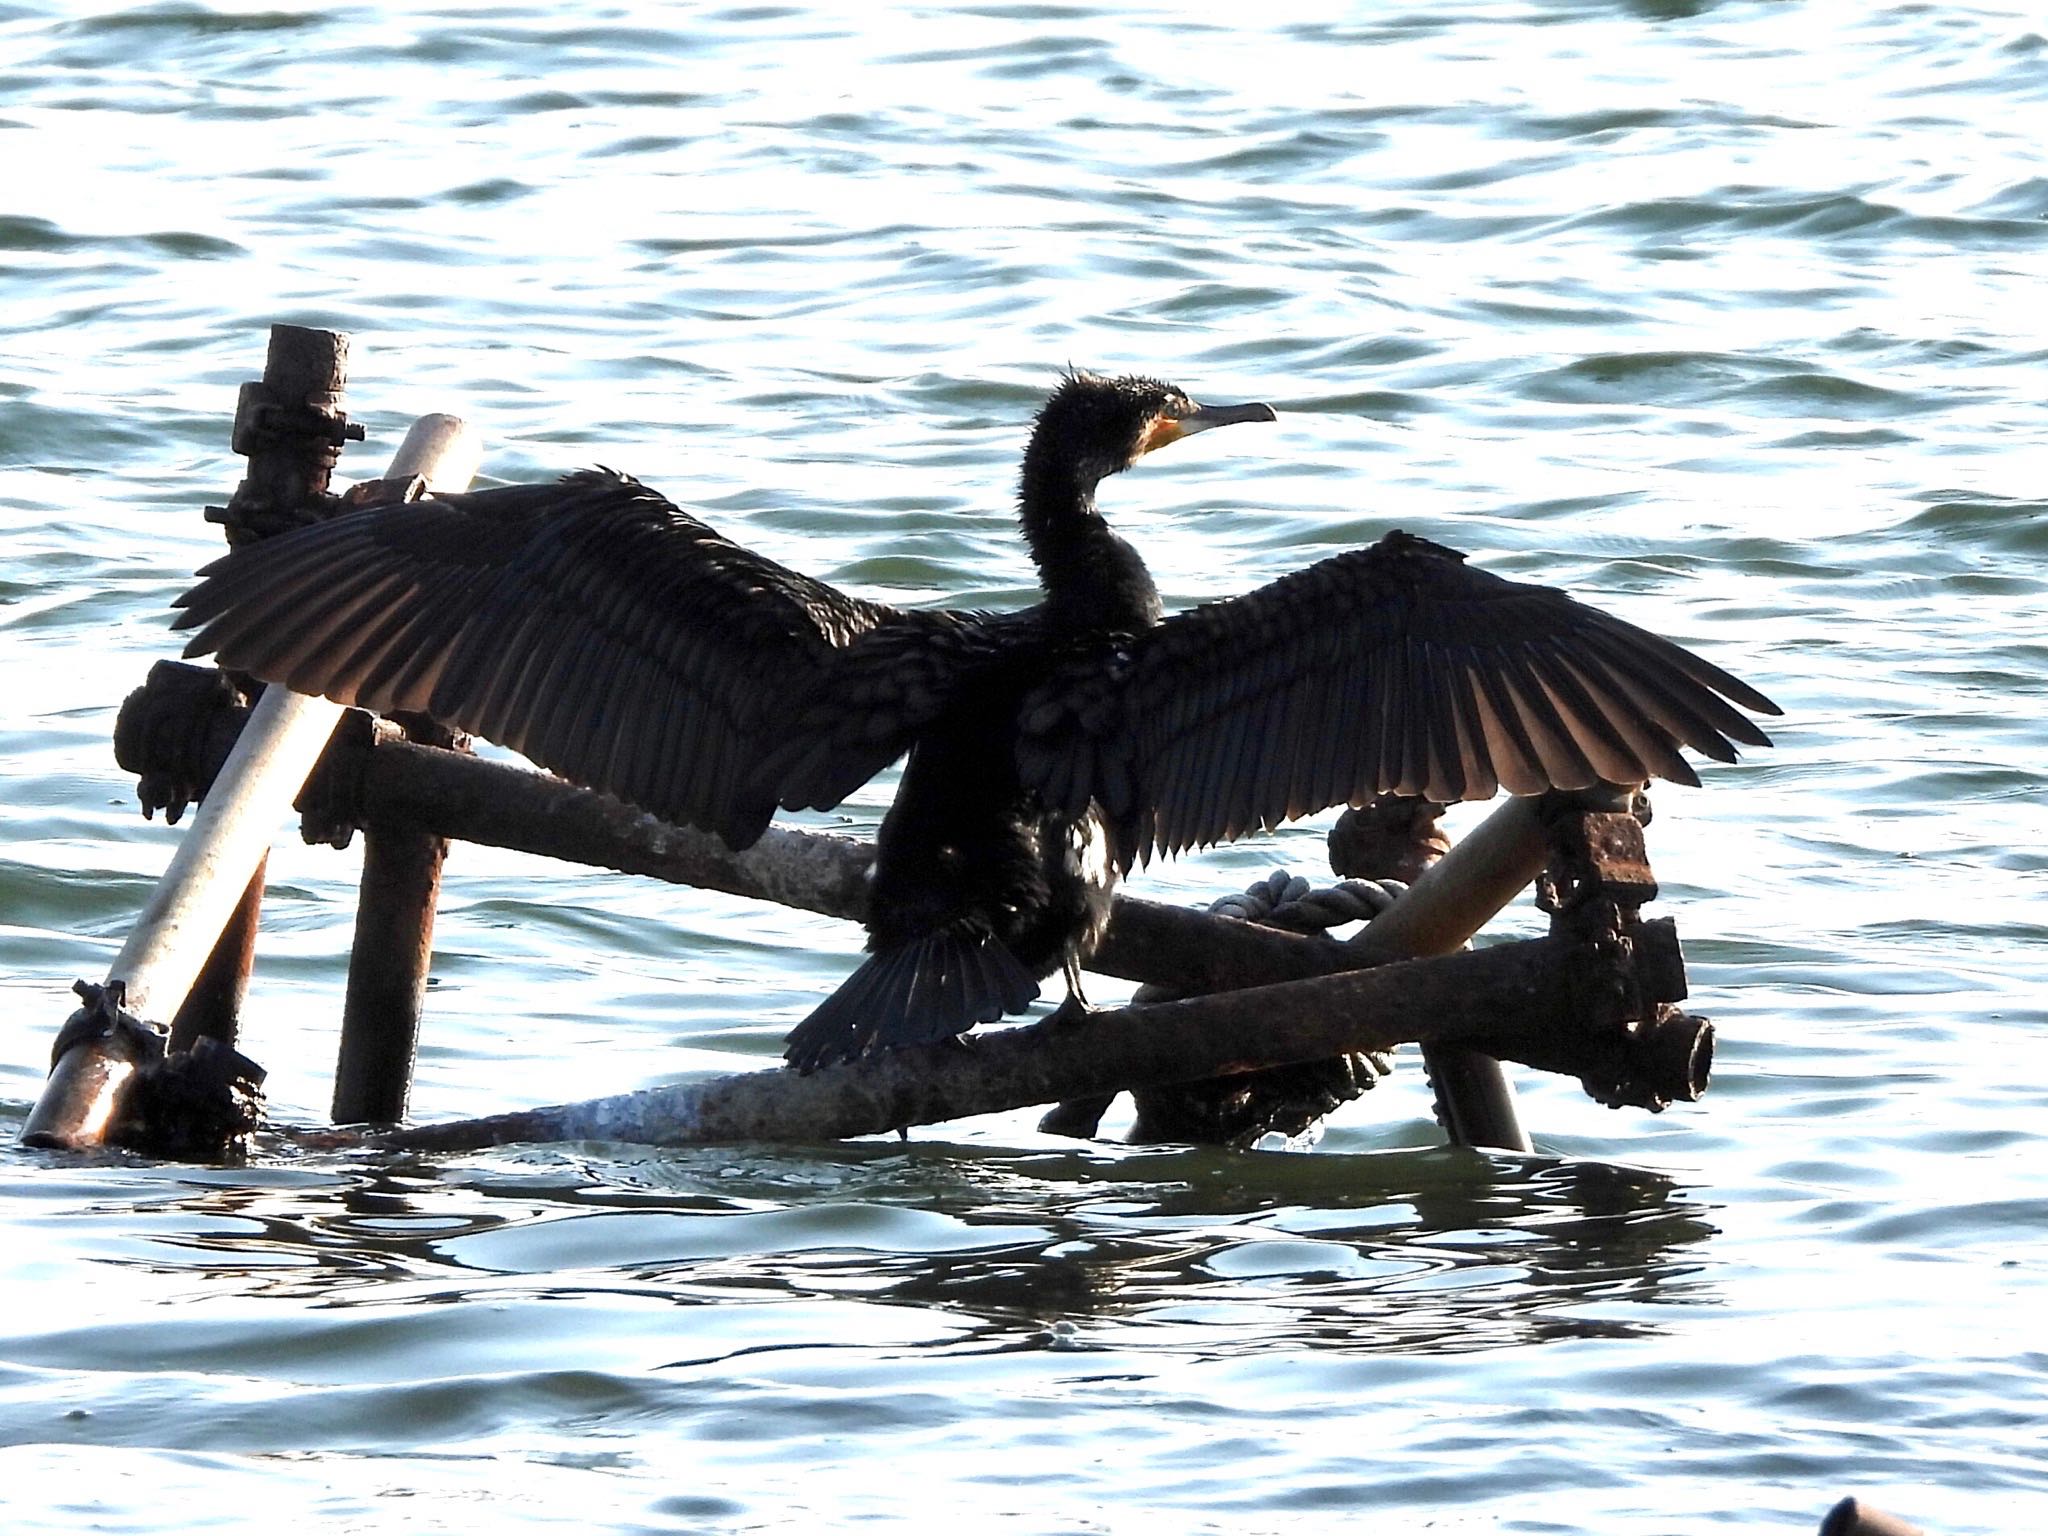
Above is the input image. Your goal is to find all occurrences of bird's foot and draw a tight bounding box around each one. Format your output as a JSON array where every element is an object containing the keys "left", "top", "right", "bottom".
[{"left": 1041, "top": 992, "right": 1096, "bottom": 1032}]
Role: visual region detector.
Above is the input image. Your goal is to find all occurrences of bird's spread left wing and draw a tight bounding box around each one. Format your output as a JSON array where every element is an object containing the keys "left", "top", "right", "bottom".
[
  {"left": 1015, "top": 530, "right": 1780, "bottom": 866},
  {"left": 173, "top": 470, "right": 996, "bottom": 847}
]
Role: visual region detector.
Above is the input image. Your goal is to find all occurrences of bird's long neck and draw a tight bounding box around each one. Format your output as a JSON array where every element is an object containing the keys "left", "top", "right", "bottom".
[{"left": 1018, "top": 448, "right": 1162, "bottom": 632}]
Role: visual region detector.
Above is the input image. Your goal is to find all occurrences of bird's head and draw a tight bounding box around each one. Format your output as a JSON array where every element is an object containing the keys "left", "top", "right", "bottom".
[{"left": 1028, "top": 371, "right": 1276, "bottom": 488}]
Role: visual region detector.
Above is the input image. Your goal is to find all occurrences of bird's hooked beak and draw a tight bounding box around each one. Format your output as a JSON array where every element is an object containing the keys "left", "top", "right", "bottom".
[{"left": 1136, "top": 397, "right": 1277, "bottom": 457}]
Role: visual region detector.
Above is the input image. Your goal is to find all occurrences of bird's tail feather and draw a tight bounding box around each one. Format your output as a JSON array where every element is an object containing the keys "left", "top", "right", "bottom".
[{"left": 782, "top": 929, "right": 1041, "bottom": 1073}]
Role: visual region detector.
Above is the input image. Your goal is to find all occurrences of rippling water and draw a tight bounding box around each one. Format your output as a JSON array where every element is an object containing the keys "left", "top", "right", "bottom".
[{"left": 3, "top": 3, "right": 2045, "bottom": 1532}]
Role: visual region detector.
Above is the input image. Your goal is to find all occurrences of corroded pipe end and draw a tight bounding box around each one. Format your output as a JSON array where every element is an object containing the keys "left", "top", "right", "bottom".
[
  {"left": 19, "top": 1026, "right": 138, "bottom": 1149},
  {"left": 1328, "top": 794, "right": 1449, "bottom": 886},
  {"left": 264, "top": 323, "right": 349, "bottom": 408},
  {"left": 1574, "top": 1007, "right": 1714, "bottom": 1113},
  {"left": 1640, "top": 1005, "right": 1714, "bottom": 1105},
  {"left": 19, "top": 982, "right": 167, "bottom": 1149}
]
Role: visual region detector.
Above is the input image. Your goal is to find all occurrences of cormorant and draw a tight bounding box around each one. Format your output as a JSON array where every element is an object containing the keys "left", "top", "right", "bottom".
[{"left": 172, "top": 371, "right": 1780, "bottom": 1072}]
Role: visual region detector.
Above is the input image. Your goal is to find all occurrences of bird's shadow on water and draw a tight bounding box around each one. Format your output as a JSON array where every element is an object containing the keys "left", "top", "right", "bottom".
[{"left": 34, "top": 1134, "right": 1722, "bottom": 1363}]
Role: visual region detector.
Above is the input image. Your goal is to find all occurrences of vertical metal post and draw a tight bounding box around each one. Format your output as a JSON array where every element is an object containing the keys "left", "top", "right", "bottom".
[
  {"left": 331, "top": 722, "right": 462, "bottom": 1125},
  {"left": 164, "top": 325, "right": 359, "bottom": 1045},
  {"left": 326, "top": 415, "right": 482, "bottom": 1125},
  {"left": 164, "top": 325, "right": 356, "bottom": 1043},
  {"left": 1332, "top": 794, "right": 1533, "bottom": 1153},
  {"left": 167, "top": 858, "right": 266, "bottom": 1050},
  {"left": 1418, "top": 1042, "right": 1530, "bottom": 1152},
  {"left": 330, "top": 824, "right": 448, "bottom": 1123}
]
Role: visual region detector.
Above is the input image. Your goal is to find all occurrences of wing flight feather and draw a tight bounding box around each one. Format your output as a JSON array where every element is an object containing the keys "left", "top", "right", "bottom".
[
  {"left": 174, "top": 469, "right": 995, "bottom": 848},
  {"left": 1015, "top": 530, "right": 1779, "bottom": 865}
]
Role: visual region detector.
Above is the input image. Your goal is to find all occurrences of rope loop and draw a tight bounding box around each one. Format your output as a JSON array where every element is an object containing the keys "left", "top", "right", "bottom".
[{"left": 1208, "top": 868, "right": 1407, "bottom": 935}]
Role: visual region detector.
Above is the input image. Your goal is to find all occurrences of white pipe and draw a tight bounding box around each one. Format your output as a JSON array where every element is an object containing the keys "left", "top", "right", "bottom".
[
  {"left": 112, "top": 413, "right": 480, "bottom": 1019},
  {"left": 1355, "top": 784, "right": 1635, "bottom": 961}
]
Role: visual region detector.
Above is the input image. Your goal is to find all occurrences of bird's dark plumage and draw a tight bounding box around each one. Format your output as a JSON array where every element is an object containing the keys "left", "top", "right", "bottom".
[{"left": 172, "top": 370, "right": 1780, "bottom": 1072}]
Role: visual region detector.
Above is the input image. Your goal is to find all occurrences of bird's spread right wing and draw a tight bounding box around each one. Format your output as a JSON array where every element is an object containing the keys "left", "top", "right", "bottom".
[
  {"left": 173, "top": 469, "right": 993, "bottom": 848},
  {"left": 1015, "top": 529, "right": 1781, "bottom": 866}
]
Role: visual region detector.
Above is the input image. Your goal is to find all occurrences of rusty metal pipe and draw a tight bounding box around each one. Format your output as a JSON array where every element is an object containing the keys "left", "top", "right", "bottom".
[
  {"left": 366, "top": 920, "right": 1689, "bottom": 1153},
  {"left": 326, "top": 419, "right": 483, "bottom": 1125}
]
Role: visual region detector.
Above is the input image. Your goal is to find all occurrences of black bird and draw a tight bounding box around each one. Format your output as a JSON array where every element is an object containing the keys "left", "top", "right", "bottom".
[{"left": 173, "top": 371, "right": 1780, "bottom": 1071}]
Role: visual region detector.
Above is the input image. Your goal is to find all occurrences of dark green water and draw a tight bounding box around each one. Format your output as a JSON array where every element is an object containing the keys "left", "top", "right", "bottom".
[{"left": 2, "top": 3, "right": 2044, "bottom": 1531}]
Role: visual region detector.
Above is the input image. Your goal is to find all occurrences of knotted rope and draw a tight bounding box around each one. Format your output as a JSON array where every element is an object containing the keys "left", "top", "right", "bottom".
[{"left": 1200, "top": 869, "right": 1408, "bottom": 935}]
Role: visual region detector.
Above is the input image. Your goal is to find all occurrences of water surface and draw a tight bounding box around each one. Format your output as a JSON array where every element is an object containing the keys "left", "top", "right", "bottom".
[{"left": 2, "top": 3, "right": 2045, "bottom": 1531}]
